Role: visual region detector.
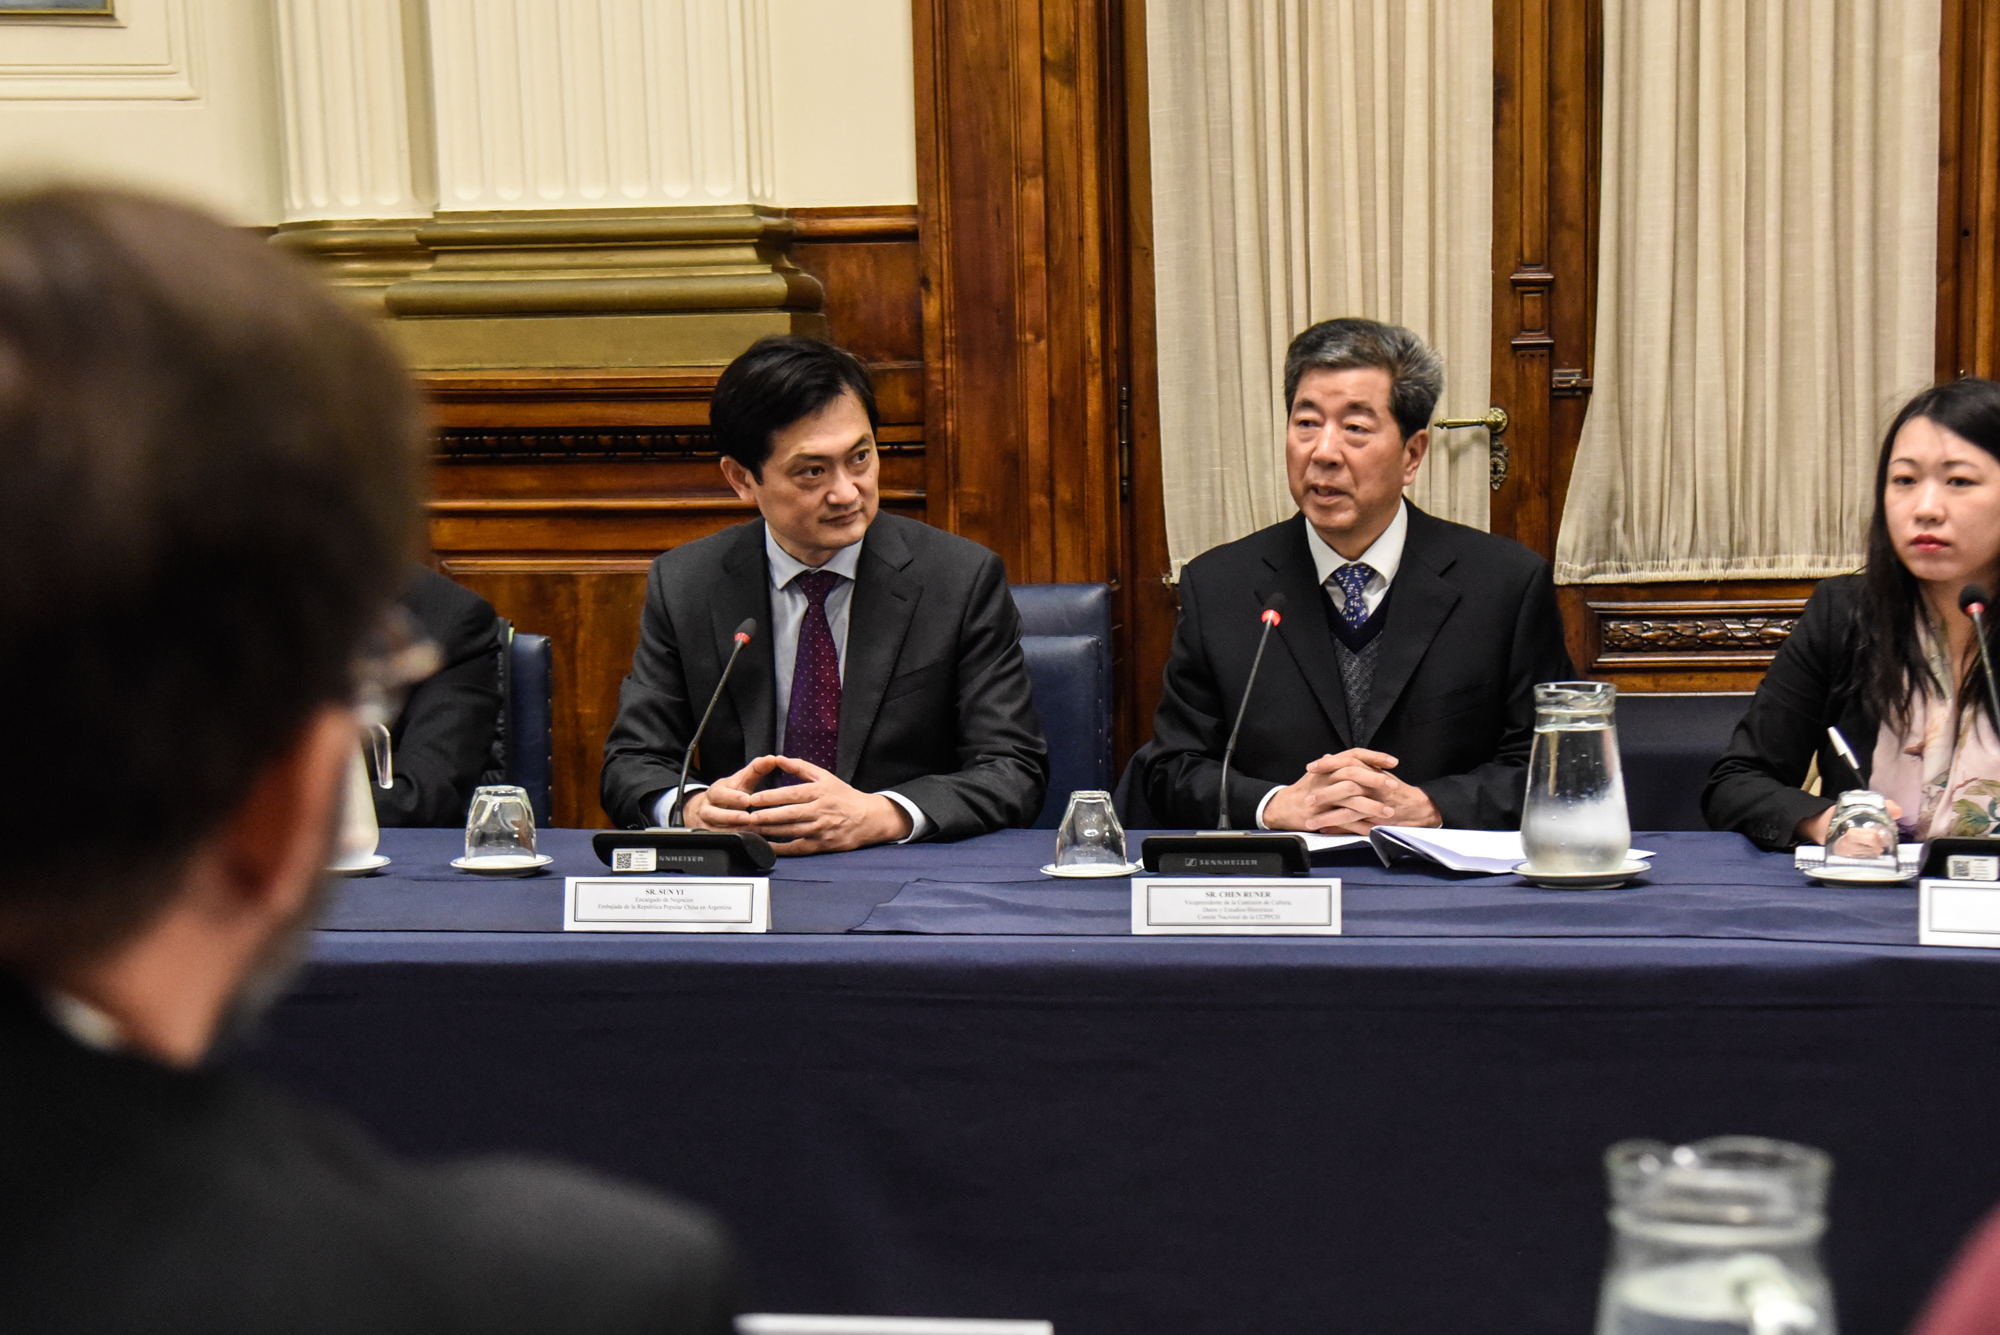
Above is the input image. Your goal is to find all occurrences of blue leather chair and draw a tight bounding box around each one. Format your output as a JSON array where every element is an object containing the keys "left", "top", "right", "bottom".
[
  {"left": 1010, "top": 584, "right": 1113, "bottom": 829},
  {"left": 491, "top": 620, "right": 555, "bottom": 827},
  {"left": 1616, "top": 692, "right": 1753, "bottom": 831}
]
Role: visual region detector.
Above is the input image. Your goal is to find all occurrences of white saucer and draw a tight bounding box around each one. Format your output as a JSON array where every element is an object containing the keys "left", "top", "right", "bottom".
[
  {"left": 451, "top": 853, "right": 555, "bottom": 876},
  {"left": 327, "top": 852, "right": 390, "bottom": 876},
  {"left": 1039, "top": 861, "right": 1142, "bottom": 878},
  {"left": 1803, "top": 864, "right": 1918, "bottom": 886},
  {"left": 1513, "top": 858, "right": 1651, "bottom": 890}
]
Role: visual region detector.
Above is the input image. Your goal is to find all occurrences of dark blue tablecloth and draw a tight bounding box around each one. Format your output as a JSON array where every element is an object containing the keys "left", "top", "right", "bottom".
[
  {"left": 249, "top": 828, "right": 2000, "bottom": 1335},
  {"left": 323, "top": 827, "right": 1922, "bottom": 944}
]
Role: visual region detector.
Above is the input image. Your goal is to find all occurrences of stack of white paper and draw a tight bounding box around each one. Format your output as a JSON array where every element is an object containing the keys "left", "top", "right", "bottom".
[
  {"left": 1365, "top": 827, "right": 1656, "bottom": 874},
  {"left": 1369, "top": 827, "right": 1527, "bottom": 874}
]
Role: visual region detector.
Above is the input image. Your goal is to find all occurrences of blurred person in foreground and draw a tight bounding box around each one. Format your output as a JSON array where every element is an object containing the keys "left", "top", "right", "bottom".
[
  {"left": 0, "top": 188, "right": 739, "bottom": 1334},
  {"left": 1705, "top": 378, "right": 2000, "bottom": 849}
]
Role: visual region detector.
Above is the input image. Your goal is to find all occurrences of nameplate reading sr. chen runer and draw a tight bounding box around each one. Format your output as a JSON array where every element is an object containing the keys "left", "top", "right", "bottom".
[
  {"left": 563, "top": 877, "right": 769, "bottom": 933},
  {"left": 1130, "top": 877, "right": 1341, "bottom": 935}
]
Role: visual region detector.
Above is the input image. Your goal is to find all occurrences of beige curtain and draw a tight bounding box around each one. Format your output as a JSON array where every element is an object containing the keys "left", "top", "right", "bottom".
[
  {"left": 1147, "top": 0, "right": 1493, "bottom": 575},
  {"left": 1555, "top": 0, "right": 1940, "bottom": 583}
]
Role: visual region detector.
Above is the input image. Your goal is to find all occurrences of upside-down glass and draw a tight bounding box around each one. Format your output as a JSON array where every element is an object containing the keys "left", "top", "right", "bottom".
[
  {"left": 1055, "top": 791, "right": 1128, "bottom": 868},
  {"left": 1521, "top": 681, "right": 1632, "bottom": 874},
  {"left": 1824, "top": 790, "right": 1898, "bottom": 863},
  {"left": 1597, "top": 1136, "right": 1835, "bottom": 1335},
  {"left": 464, "top": 785, "right": 539, "bottom": 865}
]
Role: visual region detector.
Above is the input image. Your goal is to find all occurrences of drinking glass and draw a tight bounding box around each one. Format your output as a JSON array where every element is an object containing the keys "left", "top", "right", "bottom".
[
  {"left": 1824, "top": 791, "right": 1897, "bottom": 863},
  {"left": 330, "top": 743, "right": 381, "bottom": 869},
  {"left": 1055, "top": 791, "right": 1128, "bottom": 868},
  {"left": 464, "top": 785, "right": 538, "bottom": 865},
  {"left": 1597, "top": 1136, "right": 1835, "bottom": 1335},
  {"left": 1521, "top": 681, "right": 1631, "bottom": 874}
]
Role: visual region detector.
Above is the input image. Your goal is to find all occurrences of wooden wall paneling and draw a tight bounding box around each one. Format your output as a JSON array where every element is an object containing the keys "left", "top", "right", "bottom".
[
  {"left": 1490, "top": 0, "right": 1599, "bottom": 556},
  {"left": 1117, "top": 0, "right": 1175, "bottom": 765},
  {"left": 912, "top": 0, "right": 1138, "bottom": 752},
  {"left": 1940, "top": 0, "right": 2000, "bottom": 381}
]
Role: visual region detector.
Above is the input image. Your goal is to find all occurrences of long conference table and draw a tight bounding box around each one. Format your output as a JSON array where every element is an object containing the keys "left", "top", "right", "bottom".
[{"left": 249, "top": 827, "right": 2000, "bottom": 1335}]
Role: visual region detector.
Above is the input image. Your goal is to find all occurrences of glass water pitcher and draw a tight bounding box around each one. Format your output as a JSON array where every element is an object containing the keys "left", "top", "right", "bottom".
[
  {"left": 1597, "top": 1137, "right": 1835, "bottom": 1335},
  {"left": 1521, "top": 681, "right": 1631, "bottom": 874}
]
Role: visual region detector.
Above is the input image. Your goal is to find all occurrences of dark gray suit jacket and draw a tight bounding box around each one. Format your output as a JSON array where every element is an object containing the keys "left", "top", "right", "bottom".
[
  {"left": 375, "top": 566, "right": 502, "bottom": 828},
  {"left": 1143, "top": 505, "right": 1574, "bottom": 830},
  {"left": 601, "top": 513, "right": 1049, "bottom": 840},
  {"left": 0, "top": 980, "right": 741, "bottom": 1334}
]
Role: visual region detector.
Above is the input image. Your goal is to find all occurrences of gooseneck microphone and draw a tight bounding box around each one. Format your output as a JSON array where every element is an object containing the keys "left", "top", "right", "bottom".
[
  {"left": 1959, "top": 584, "right": 2000, "bottom": 734},
  {"left": 669, "top": 617, "right": 757, "bottom": 828},
  {"left": 1138, "top": 591, "right": 1309, "bottom": 876},
  {"left": 1216, "top": 594, "right": 1286, "bottom": 830},
  {"left": 594, "top": 618, "right": 776, "bottom": 876}
]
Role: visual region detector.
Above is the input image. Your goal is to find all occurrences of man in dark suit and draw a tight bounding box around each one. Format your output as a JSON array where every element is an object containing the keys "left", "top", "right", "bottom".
[
  {"left": 0, "top": 188, "right": 739, "bottom": 1333},
  {"left": 1144, "top": 317, "right": 1573, "bottom": 832},
  {"left": 601, "top": 336, "right": 1049, "bottom": 847},
  {"left": 373, "top": 566, "right": 503, "bottom": 828}
]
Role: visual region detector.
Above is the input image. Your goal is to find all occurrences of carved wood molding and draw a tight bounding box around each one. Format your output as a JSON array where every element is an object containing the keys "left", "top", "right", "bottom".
[{"left": 1589, "top": 598, "right": 1808, "bottom": 669}]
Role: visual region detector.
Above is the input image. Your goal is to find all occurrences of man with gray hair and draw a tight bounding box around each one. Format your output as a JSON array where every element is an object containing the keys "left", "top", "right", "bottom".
[{"left": 1142, "top": 317, "right": 1573, "bottom": 831}]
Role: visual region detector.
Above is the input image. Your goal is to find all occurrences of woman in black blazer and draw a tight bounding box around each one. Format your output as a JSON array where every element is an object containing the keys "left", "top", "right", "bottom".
[{"left": 1705, "top": 378, "right": 2000, "bottom": 849}]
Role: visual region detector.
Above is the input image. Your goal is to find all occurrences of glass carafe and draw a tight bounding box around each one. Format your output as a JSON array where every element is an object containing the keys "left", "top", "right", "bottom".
[
  {"left": 1521, "top": 681, "right": 1631, "bottom": 874},
  {"left": 1597, "top": 1137, "right": 1835, "bottom": 1335}
]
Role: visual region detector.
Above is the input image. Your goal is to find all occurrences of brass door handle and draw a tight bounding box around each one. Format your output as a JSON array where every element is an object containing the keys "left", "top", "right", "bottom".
[
  {"left": 1432, "top": 407, "right": 1511, "bottom": 491},
  {"left": 1434, "top": 406, "right": 1509, "bottom": 436}
]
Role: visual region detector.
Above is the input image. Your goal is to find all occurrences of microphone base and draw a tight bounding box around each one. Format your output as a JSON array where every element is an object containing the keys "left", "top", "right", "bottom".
[
  {"left": 1921, "top": 835, "right": 2000, "bottom": 880},
  {"left": 592, "top": 829, "right": 777, "bottom": 876},
  {"left": 1140, "top": 831, "right": 1312, "bottom": 878}
]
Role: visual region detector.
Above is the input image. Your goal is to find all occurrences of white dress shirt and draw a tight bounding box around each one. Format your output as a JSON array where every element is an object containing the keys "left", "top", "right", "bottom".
[
  {"left": 1254, "top": 500, "right": 1410, "bottom": 829},
  {"left": 653, "top": 528, "right": 931, "bottom": 840}
]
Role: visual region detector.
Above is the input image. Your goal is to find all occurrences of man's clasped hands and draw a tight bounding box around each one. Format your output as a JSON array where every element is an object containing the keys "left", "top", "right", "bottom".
[
  {"left": 1261, "top": 747, "right": 1443, "bottom": 833},
  {"left": 681, "top": 755, "right": 913, "bottom": 854}
]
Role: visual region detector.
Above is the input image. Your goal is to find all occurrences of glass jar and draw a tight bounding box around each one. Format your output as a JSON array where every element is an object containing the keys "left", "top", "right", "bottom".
[{"left": 1597, "top": 1136, "right": 1835, "bottom": 1335}]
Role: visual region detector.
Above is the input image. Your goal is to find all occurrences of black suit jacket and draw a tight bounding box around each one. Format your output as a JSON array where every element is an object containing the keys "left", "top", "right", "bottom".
[
  {"left": 0, "top": 980, "right": 740, "bottom": 1334},
  {"left": 1143, "top": 506, "right": 1575, "bottom": 829},
  {"left": 374, "top": 567, "right": 504, "bottom": 828},
  {"left": 1702, "top": 574, "right": 1870, "bottom": 849},
  {"left": 600, "top": 513, "right": 1049, "bottom": 839}
]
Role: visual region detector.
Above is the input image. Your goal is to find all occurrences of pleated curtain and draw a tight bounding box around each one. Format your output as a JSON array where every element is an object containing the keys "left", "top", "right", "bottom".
[
  {"left": 1554, "top": 0, "right": 1940, "bottom": 583},
  {"left": 1147, "top": 0, "right": 1494, "bottom": 575}
]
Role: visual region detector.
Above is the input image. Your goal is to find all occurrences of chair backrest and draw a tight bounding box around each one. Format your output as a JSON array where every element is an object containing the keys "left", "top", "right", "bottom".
[
  {"left": 1019, "top": 634, "right": 1111, "bottom": 828},
  {"left": 505, "top": 629, "right": 555, "bottom": 827},
  {"left": 1616, "top": 692, "right": 1753, "bottom": 831},
  {"left": 1010, "top": 583, "right": 1115, "bottom": 830}
]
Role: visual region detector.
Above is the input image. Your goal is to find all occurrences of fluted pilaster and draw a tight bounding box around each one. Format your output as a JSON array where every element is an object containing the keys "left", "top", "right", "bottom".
[
  {"left": 276, "top": 0, "right": 434, "bottom": 222},
  {"left": 426, "top": 0, "right": 774, "bottom": 212}
]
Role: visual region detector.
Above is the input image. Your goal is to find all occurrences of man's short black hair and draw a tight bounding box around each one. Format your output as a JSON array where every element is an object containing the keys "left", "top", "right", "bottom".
[
  {"left": 1283, "top": 317, "right": 1445, "bottom": 443},
  {"left": 710, "top": 336, "right": 878, "bottom": 479},
  {"left": 0, "top": 189, "right": 424, "bottom": 962}
]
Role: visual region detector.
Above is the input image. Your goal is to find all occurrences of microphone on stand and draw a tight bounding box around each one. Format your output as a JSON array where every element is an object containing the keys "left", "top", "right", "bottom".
[
  {"left": 670, "top": 617, "right": 756, "bottom": 829},
  {"left": 1217, "top": 594, "right": 1286, "bottom": 830},
  {"left": 1141, "top": 592, "right": 1310, "bottom": 877},
  {"left": 1959, "top": 584, "right": 2000, "bottom": 731},
  {"left": 593, "top": 617, "right": 776, "bottom": 875}
]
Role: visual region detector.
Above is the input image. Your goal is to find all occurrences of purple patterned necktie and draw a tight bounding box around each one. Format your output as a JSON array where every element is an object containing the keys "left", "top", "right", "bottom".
[{"left": 784, "top": 569, "right": 844, "bottom": 771}]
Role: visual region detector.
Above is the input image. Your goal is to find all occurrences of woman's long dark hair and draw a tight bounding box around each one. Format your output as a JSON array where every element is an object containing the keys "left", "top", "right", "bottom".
[{"left": 1861, "top": 376, "right": 2000, "bottom": 733}]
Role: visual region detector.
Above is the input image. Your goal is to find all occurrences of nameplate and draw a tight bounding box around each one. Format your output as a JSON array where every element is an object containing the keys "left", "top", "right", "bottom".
[
  {"left": 563, "top": 876, "right": 769, "bottom": 933},
  {"left": 1130, "top": 877, "right": 1341, "bottom": 935},
  {"left": 1920, "top": 878, "right": 2000, "bottom": 948}
]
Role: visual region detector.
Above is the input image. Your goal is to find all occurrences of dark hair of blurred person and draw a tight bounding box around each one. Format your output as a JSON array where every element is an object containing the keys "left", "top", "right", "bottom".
[{"left": 0, "top": 188, "right": 738, "bottom": 1335}]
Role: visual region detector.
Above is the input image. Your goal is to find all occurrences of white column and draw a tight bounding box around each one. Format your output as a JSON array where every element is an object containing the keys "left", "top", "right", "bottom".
[
  {"left": 424, "top": 0, "right": 774, "bottom": 212},
  {"left": 276, "top": 0, "right": 435, "bottom": 222}
]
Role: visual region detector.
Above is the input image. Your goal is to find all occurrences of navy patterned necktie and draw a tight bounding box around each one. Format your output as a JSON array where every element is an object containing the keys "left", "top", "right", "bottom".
[
  {"left": 1329, "top": 562, "right": 1375, "bottom": 630},
  {"left": 784, "top": 569, "right": 844, "bottom": 771}
]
